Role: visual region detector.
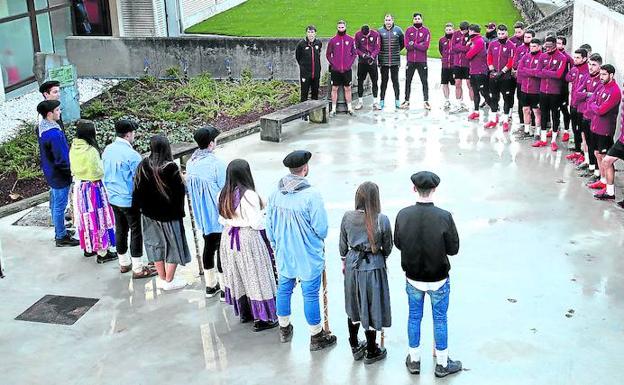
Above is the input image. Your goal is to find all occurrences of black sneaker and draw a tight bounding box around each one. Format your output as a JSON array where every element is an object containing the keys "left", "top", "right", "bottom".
[
  {"left": 280, "top": 324, "right": 293, "bottom": 343},
  {"left": 586, "top": 174, "right": 600, "bottom": 183},
  {"left": 55, "top": 234, "right": 80, "bottom": 247},
  {"left": 578, "top": 170, "right": 593, "bottom": 178},
  {"left": 616, "top": 200, "right": 624, "bottom": 209},
  {"left": 351, "top": 340, "right": 367, "bottom": 361},
  {"left": 363, "top": 345, "right": 387, "bottom": 364},
  {"left": 309, "top": 329, "right": 337, "bottom": 351},
  {"left": 435, "top": 358, "right": 463, "bottom": 378},
  {"left": 253, "top": 320, "right": 279, "bottom": 332},
  {"left": 205, "top": 283, "right": 221, "bottom": 298},
  {"left": 83, "top": 251, "right": 96, "bottom": 258},
  {"left": 576, "top": 163, "right": 589, "bottom": 171},
  {"left": 405, "top": 354, "right": 420, "bottom": 374},
  {"left": 594, "top": 193, "right": 615, "bottom": 201},
  {"left": 96, "top": 251, "right": 118, "bottom": 264},
  {"left": 219, "top": 291, "right": 226, "bottom": 302}
]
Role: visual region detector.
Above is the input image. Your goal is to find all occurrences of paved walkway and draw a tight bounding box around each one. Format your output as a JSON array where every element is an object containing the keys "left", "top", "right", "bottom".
[{"left": 1, "top": 59, "right": 623, "bottom": 385}]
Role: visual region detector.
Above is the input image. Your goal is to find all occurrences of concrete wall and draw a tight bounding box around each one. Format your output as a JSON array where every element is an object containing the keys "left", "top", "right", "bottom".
[
  {"left": 572, "top": 0, "right": 624, "bottom": 135},
  {"left": 66, "top": 36, "right": 329, "bottom": 81},
  {"left": 572, "top": 0, "right": 624, "bottom": 84},
  {"left": 180, "top": 0, "right": 247, "bottom": 31}
]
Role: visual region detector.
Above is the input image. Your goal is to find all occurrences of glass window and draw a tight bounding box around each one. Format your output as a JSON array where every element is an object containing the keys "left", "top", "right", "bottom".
[
  {"left": 37, "top": 13, "right": 54, "bottom": 53},
  {"left": 35, "top": 0, "right": 48, "bottom": 10},
  {"left": 49, "top": 0, "right": 70, "bottom": 6},
  {"left": 49, "top": 7, "right": 72, "bottom": 55},
  {"left": 0, "top": 17, "right": 35, "bottom": 87},
  {"left": 0, "top": 0, "right": 28, "bottom": 19}
]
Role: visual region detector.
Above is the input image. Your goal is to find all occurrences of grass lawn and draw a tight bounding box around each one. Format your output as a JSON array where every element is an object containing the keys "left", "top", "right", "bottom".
[{"left": 185, "top": 0, "right": 523, "bottom": 58}]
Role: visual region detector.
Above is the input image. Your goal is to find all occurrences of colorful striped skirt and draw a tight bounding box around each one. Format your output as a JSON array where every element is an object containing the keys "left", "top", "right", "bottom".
[{"left": 72, "top": 180, "right": 116, "bottom": 253}]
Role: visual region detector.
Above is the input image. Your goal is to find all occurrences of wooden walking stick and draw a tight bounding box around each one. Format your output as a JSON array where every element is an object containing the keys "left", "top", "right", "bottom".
[
  {"left": 185, "top": 191, "right": 204, "bottom": 276},
  {"left": 322, "top": 269, "right": 330, "bottom": 332}
]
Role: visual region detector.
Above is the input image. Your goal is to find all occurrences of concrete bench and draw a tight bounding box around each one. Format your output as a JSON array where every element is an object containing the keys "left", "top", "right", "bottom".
[{"left": 260, "top": 100, "right": 329, "bottom": 142}]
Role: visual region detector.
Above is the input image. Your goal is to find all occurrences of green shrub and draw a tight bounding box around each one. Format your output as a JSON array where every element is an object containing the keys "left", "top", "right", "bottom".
[{"left": 0, "top": 122, "right": 42, "bottom": 181}]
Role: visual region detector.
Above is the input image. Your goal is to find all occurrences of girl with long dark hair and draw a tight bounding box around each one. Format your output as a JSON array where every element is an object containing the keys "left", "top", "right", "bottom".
[
  {"left": 133, "top": 135, "right": 191, "bottom": 291},
  {"left": 218, "top": 159, "right": 278, "bottom": 332},
  {"left": 340, "top": 181, "right": 393, "bottom": 364},
  {"left": 69, "top": 119, "right": 117, "bottom": 263}
]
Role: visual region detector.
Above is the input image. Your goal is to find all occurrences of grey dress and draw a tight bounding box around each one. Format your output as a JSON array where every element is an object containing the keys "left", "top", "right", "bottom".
[{"left": 340, "top": 210, "right": 393, "bottom": 330}]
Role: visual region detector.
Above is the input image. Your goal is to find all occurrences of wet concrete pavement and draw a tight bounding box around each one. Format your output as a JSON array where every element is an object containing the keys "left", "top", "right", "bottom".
[{"left": 1, "top": 59, "right": 624, "bottom": 385}]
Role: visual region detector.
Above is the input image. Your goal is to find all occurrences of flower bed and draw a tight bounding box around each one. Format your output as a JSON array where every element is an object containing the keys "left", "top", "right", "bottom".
[{"left": 0, "top": 72, "right": 298, "bottom": 207}]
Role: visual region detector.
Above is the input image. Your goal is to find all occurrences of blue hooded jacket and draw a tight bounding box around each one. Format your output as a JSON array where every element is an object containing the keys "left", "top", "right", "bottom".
[
  {"left": 38, "top": 119, "right": 71, "bottom": 189},
  {"left": 265, "top": 174, "right": 328, "bottom": 281}
]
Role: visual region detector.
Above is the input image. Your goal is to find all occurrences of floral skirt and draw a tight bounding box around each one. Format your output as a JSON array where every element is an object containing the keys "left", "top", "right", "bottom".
[
  {"left": 220, "top": 226, "right": 277, "bottom": 322},
  {"left": 72, "top": 180, "right": 115, "bottom": 253}
]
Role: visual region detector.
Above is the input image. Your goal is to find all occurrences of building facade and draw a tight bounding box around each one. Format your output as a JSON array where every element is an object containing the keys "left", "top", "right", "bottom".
[{"left": 1, "top": 0, "right": 246, "bottom": 97}]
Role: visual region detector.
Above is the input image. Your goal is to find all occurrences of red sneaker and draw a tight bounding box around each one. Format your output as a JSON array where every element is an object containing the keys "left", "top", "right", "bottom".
[
  {"left": 502, "top": 121, "right": 510, "bottom": 132},
  {"left": 587, "top": 180, "right": 606, "bottom": 190},
  {"left": 594, "top": 187, "right": 607, "bottom": 196},
  {"left": 565, "top": 153, "right": 580, "bottom": 160},
  {"left": 532, "top": 140, "right": 548, "bottom": 147},
  {"left": 468, "top": 112, "right": 480, "bottom": 120},
  {"left": 484, "top": 120, "right": 497, "bottom": 129},
  {"left": 562, "top": 132, "right": 570, "bottom": 142},
  {"left": 574, "top": 156, "right": 585, "bottom": 165},
  {"left": 551, "top": 142, "right": 559, "bottom": 151},
  {"left": 546, "top": 130, "right": 553, "bottom": 138}
]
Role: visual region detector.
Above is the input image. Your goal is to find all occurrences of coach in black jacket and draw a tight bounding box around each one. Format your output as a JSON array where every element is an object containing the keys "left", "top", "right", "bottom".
[
  {"left": 394, "top": 171, "right": 462, "bottom": 378},
  {"left": 295, "top": 25, "right": 322, "bottom": 102}
]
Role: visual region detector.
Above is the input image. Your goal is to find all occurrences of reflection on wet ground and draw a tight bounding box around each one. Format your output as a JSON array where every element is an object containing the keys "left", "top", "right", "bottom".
[{"left": 1, "top": 59, "right": 623, "bottom": 385}]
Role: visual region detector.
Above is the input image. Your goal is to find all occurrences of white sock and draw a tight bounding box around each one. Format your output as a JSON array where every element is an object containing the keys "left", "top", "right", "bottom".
[
  {"left": 205, "top": 269, "right": 217, "bottom": 288},
  {"left": 600, "top": 176, "right": 606, "bottom": 184},
  {"left": 584, "top": 151, "right": 589, "bottom": 160},
  {"left": 347, "top": 102, "right": 352, "bottom": 110},
  {"left": 607, "top": 184, "right": 615, "bottom": 195},
  {"left": 217, "top": 272, "right": 224, "bottom": 287},
  {"left": 131, "top": 257, "right": 143, "bottom": 272},
  {"left": 97, "top": 250, "right": 108, "bottom": 257},
  {"left": 309, "top": 323, "right": 323, "bottom": 335},
  {"left": 595, "top": 170, "right": 601, "bottom": 177},
  {"left": 331, "top": 103, "right": 336, "bottom": 112},
  {"left": 118, "top": 253, "right": 131, "bottom": 267},
  {"left": 278, "top": 316, "right": 290, "bottom": 327},
  {"left": 551, "top": 135, "right": 557, "bottom": 144},
  {"left": 524, "top": 124, "right": 530, "bottom": 133},
  {"left": 435, "top": 349, "right": 449, "bottom": 367},
  {"left": 409, "top": 347, "right": 421, "bottom": 362},
  {"left": 540, "top": 130, "right": 547, "bottom": 142}
]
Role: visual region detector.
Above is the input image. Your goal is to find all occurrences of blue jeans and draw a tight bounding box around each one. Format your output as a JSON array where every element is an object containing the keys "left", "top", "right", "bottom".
[
  {"left": 406, "top": 278, "right": 450, "bottom": 350},
  {"left": 50, "top": 186, "right": 70, "bottom": 240},
  {"left": 276, "top": 273, "right": 322, "bottom": 326}
]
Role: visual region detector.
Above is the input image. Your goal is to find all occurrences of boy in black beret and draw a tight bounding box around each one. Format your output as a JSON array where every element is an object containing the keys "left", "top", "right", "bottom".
[{"left": 394, "top": 171, "right": 462, "bottom": 378}]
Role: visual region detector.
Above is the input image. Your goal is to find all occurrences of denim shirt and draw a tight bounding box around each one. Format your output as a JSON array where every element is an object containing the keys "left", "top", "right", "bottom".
[
  {"left": 265, "top": 174, "right": 329, "bottom": 281},
  {"left": 185, "top": 150, "right": 226, "bottom": 235},
  {"left": 102, "top": 138, "right": 142, "bottom": 208}
]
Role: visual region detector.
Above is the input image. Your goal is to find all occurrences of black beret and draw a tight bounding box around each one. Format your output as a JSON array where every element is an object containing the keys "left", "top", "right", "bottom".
[
  {"left": 115, "top": 119, "right": 138, "bottom": 135},
  {"left": 283, "top": 150, "right": 312, "bottom": 168},
  {"left": 39, "top": 80, "right": 60, "bottom": 94},
  {"left": 36, "top": 99, "right": 61, "bottom": 117},
  {"left": 410, "top": 171, "right": 440, "bottom": 189},
  {"left": 194, "top": 125, "right": 220, "bottom": 148}
]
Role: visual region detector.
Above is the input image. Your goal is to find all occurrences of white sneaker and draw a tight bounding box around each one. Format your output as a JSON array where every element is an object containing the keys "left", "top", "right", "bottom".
[
  {"left": 354, "top": 100, "right": 363, "bottom": 110},
  {"left": 330, "top": 110, "right": 336, "bottom": 117},
  {"left": 159, "top": 277, "right": 188, "bottom": 291},
  {"left": 424, "top": 101, "right": 431, "bottom": 110},
  {"left": 373, "top": 102, "right": 381, "bottom": 110},
  {"left": 443, "top": 100, "right": 451, "bottom": 110}
]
